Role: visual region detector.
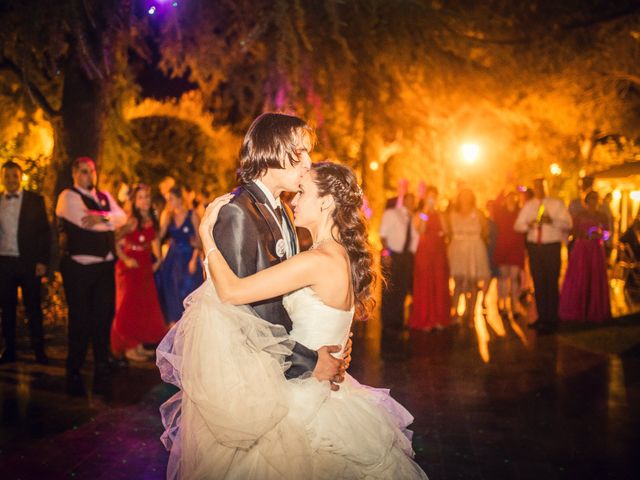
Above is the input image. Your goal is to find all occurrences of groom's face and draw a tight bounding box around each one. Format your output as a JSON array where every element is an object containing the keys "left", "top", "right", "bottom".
[{"left": 277, "top": 131, "right": 312, "bottom": 193}]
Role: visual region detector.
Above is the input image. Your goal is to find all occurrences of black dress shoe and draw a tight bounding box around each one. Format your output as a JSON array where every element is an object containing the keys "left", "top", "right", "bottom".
[
  {"left": 66, "top": 372, "right": 86, "bottom": 397},
  {"left": 0, "top": 351, "right": 17, "bottom": 364}
]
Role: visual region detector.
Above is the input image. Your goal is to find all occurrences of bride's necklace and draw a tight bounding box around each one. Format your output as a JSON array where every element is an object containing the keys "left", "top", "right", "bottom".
[{"left": 310, "top": 238, "right": 333, "bottom": 250}]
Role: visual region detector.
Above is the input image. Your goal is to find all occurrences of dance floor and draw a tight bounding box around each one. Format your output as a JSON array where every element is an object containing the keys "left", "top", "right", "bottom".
[{"left": 1, "top": 307, "right": 640, "bottom": 479}]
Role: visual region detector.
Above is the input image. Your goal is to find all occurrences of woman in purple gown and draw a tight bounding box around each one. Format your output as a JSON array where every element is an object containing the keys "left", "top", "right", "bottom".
[{"left": 559, "top": 191, "right": 611, "bottom": 322}]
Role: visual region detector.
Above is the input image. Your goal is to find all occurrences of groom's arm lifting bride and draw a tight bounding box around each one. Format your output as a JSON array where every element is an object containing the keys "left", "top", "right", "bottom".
[{"left": 212, "top": 113, "right": 347, "bottom": 387}]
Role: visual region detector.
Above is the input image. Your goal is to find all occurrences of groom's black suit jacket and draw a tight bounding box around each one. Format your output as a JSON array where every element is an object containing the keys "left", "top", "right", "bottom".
[{"left": 213, "top": 181, "right": 318, "bottom": 379}]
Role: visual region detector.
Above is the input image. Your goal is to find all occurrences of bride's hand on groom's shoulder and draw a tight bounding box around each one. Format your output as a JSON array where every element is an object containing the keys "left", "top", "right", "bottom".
[{"left": 199, "top": 193, "right": 234, "bottom": 243}]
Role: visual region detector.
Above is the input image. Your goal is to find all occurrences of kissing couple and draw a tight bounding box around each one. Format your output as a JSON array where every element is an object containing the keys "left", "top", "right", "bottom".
[{"left": 157, "top": 113, "right": 428, "bottom": 479}]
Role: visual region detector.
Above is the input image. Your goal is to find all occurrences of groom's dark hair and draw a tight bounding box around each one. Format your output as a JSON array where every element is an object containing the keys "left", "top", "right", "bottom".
[{"left": 237, "top": 112, "right": 314, "bottom": 185}]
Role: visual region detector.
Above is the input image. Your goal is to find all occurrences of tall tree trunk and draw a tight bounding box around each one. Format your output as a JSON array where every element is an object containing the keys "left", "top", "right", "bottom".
[{"left": 52, "top": 47, "right": 104, "bottom": 196}]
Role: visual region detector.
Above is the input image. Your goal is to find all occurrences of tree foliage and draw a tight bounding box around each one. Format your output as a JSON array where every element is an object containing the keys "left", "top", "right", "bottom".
[{"left": 0, "top": 0, "right": 638, "bottom": 211}]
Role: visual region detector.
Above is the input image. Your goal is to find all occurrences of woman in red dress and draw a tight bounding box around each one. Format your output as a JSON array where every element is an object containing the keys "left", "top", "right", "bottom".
[
  {"left": 493, "top": 191, "right": 526, "bottom": 319},
  {"left": 409, "top": 186, "right": 451, "bottom": 331},
  {"left": 111, "top": 184, "right": 167, "bottom": 362}
]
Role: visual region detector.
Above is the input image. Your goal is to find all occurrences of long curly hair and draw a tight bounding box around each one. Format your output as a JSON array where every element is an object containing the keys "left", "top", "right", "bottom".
[
  {"left": 130, "top": 184, "right": 159, "bottom": 232},
  {"left": 311, "top": 162, "right": 376, "bottom": 320}
]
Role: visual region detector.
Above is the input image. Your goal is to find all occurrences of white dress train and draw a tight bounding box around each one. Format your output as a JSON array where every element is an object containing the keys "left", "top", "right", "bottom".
[{"left": 157, "top": 278, "right": 428, "bottom": 479}]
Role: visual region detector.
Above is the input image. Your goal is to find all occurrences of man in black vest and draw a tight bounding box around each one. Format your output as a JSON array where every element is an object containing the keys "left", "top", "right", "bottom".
[
  {"left": 55, "top": 157, "right": 126, "bottom": 395},
  {"left": 0, "top": 160, "right": 51, "bottom": 364},
  {"left": 213, "top": 113, "right": 344, "bottom": 386}
]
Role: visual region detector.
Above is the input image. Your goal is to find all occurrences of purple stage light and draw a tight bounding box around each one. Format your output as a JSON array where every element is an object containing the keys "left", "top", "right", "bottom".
[{"left": 146, "top": 0, "right": 179, "bottom": 17}]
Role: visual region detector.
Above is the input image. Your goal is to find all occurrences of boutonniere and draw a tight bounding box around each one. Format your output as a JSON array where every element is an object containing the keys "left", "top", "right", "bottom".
[{"left": 275, "top": 239, "right": 286, "bottom": 258}]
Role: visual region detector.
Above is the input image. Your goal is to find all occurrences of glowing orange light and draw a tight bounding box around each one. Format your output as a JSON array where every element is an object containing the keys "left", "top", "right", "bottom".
[{"left": 460, "top": 143, "right": 480, "bottom": 164}]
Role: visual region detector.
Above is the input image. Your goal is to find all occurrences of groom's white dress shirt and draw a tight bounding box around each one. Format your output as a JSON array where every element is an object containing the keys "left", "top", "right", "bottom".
[{"left": 253, "top": 180, "right": 295, "bottom": 258}]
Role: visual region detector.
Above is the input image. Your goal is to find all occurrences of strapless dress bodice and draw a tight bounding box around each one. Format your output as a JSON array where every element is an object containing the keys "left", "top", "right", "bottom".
[{"left": 284, "top": 287, "right": 354, "bottom": 355}]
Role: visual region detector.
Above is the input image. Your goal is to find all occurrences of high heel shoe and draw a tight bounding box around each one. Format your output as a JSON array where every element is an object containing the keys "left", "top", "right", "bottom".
[{"left": 125, "top": 347, "right": 149, "bottom": 362}]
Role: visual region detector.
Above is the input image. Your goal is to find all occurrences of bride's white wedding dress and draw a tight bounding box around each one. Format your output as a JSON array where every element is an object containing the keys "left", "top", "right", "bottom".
[{"left": 157, "top": 276, "right": 428, "bottom": 479}]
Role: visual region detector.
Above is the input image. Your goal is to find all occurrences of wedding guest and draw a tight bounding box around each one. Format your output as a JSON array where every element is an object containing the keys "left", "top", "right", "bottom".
[
  {"left": 568, "top": 176, "right": 594, "bottom": 219},
  {"left": 385, "top": 178, "right": 409, "bottom": 209},
  {"left": 409, "top": 186, "right": 450, "bottom": 331},
  {"left": 56, "top": 157, "right": 127, "bottom": 395},
  {"left": 481, "top": 200, "right": 499, "bottom": 311},
  {"left": 514, "top": 178, "right": 572, "bottom": 333},
  {"left": 111, "top": 184, "right": 167, "bottom": 362},
  {"left": 559, "top": 191, "right": 611, "bottom": 322},
  {"left": 493, "top": 191, "right": 526, "bottom": 319},
  {"left": 151, "top": 192, "right": 167, "bottom": 221},
  {"left": 568, "top": 176, "right": 594, "bottom": 252},
  {"left": 155, "top": 186, "right": 203, "bottom": 324},
  {"left": 619, "top": 216, "right": 640, "bottom": 299},
  {"left": 0, "top": 160, "right": 51, "bottom": 364},
  {"left": 447, "top": 188, "right": 490, "bottom": 324},
  {"left": 380, "top": 192, "right": 418, "bottom": 357},
  {"left": 600, "top": 192, "right": 615, "bottom": 260}
]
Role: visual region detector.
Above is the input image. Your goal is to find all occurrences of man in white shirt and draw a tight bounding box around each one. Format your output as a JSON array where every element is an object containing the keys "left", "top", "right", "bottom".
[
  {"left": 55, "top": 157, "right": 126, "bottom": 395},
  {"left": 514, "top": 178, "right": 572, "bottom": 333},
  {"left": 0, "top": 160, "right": 51, "bottom": 364},
  {"left": 379, "top": 192, "right": 419, "bottom": 358}
]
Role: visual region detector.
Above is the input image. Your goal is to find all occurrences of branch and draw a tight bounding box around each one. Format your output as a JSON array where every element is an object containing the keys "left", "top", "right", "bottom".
[
  {"left": 434, "top": 2, "right": 640, "bottom": 47},
  {"left": 560, "top": 3, "right": 640, "bottom": 31},
  {"left": 610, "top": 71, "right": 640, "bottom": 86},
  {"left": 437, "top": 21, "right": 530, "bottom": 46},
  {"left": 0, "top": 58, "right": 62, "bottom": 117}
]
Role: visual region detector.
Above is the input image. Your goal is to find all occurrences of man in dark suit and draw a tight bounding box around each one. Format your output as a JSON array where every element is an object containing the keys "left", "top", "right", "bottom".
[
  {"left": 213, "top": 113, "right": 344, "bottom": 385},
  {"left": 0, "top": 160, "right": 51, "bottom": 364}
]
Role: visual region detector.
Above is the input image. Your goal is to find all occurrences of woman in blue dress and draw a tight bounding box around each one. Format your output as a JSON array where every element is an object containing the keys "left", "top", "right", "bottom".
[{"left": 156, "top": 186, "right": 203, "bottom": 324}]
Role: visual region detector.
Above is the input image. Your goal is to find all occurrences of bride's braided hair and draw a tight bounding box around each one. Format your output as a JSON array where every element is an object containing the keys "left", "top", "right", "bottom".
[{"left": 311, "top": 162, "right": 376, "bottom": 319}]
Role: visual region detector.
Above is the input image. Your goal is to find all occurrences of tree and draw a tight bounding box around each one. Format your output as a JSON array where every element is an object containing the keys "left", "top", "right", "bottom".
[{"left": 0, "top": 0, "right": 146, "bottom": 195}]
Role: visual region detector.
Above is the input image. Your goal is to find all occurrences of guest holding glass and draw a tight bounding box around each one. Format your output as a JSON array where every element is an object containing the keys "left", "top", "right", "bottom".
[
  {"left": 110, "top": 184, "right": 167, "bottom": 362},
  {"left": 559, "top": 191, "right": 611, "bottom": 322},
  {"left": 155, "top": 186, "right": 203, "bottom": 324},
  {"left": 514, "top": 178, "right": 572, "bottom": 333}
]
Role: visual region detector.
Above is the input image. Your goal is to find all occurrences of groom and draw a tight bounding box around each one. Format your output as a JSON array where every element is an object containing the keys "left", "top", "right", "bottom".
[{"left": 213, "top": 113, "right": 344, "bottom": 385}]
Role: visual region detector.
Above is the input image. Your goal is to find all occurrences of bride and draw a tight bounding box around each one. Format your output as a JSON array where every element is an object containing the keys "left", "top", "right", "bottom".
[{"left": 157, "top": 162, "right": 428, "bottom": 479}]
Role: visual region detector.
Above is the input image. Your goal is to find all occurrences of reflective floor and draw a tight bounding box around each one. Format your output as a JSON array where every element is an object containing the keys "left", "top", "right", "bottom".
[{"left": 1, "top": 306, "right": 640, "bottom": 479}]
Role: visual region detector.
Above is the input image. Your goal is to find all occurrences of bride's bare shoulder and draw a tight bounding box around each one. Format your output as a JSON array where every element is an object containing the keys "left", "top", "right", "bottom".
[{"left": 303, "top": 242, "right": 350, "bottom": 275}]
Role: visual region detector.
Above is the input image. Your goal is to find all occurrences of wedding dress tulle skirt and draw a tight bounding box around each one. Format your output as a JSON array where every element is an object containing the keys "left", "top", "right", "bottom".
[{"left": 157, "top": 282, "right": 427, "bottom": 479}]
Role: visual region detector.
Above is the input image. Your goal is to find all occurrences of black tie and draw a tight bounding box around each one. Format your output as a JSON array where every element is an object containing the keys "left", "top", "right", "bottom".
[
  {"left": 5, "top": 193, "right": 18, "bottom": 200},
  {"left": 402, "top": 214, "right": 412, "bottom": 253}
]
